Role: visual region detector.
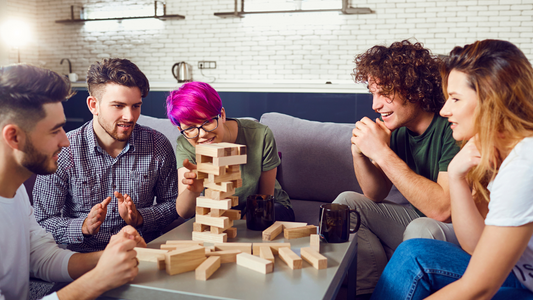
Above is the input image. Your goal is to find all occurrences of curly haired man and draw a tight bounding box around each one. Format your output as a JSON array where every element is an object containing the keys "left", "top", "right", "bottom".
[{"left": 333, "top": 40, "right": 460, "bottom": 297}]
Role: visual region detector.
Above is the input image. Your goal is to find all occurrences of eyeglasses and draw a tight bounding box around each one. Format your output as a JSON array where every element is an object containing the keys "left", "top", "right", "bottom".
[{"left": 180, "top": 115, "right": 220, "bottom": 139}]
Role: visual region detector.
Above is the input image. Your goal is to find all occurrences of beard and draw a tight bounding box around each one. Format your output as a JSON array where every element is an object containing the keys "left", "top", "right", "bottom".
[
  {"left": 21, "top": 138, "right": 58, "bottom": 175},
  {"left": 97, "top": 115, "right": 133, "bottom": 142}
]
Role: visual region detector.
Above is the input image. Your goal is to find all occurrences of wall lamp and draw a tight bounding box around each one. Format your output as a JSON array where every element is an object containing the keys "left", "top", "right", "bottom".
[{"left": 214, "top": 0, "right": 374, "bottom": 18}]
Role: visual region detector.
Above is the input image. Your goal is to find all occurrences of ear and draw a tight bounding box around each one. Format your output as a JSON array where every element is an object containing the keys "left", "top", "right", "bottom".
[
  {"left": 87, "top": 96, "right": 99, "bottom": 116},
  {"left": 2, "top": 124, "right": 25, "bottom": 151},
  {"left": 220, "top": 107, "right": 226, "bottom": 123}
]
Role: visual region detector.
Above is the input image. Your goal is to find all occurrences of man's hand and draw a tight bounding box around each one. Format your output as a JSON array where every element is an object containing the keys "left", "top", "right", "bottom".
[
  {"left": 116, "top": 191, "right": 143, "bottom": 227},
  {"left": 82, "top": 197, "right": 111, "bottom": 236},
  {"left": 120, "top": 225, "right": 147, "bottom": 248},
  {"left": 182, "top": 159, "right": 204, "bottom": 193},
  {"left": 351, "top": 117, "right": 392, "bottom": 161},
  {"left": 91, "top": 229, "right": 140, "bottom": 292}
]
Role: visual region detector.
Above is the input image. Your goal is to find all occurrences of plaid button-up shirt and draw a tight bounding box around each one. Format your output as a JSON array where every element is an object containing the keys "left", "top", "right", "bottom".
[{"left": 33, "top": 121, "right": 179, "bottom": 252}]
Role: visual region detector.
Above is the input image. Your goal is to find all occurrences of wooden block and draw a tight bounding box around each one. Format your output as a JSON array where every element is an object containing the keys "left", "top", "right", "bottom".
[
  {"left": 276, "top": 221, "right": 307, "bottom": 228},
  {"left": 196, "top": 196, "right": 232, "bottom": 210},
  {"left": 208, "top": 169, "right": 241, "bottom": 184},
  {"left": 236, "top": 253, "right": 273, "bottom": 274},
  {"left": 259, "top": 246, "right": 275, "bottom": 263},
  {"left": 284, "top": 225, "right": 317, "bottom": 240},
  {"left": 232, "top": 178, "right": 243, "bottom": 188},
  {"left": 193, "top": 231, "right": 227, "bottom": 243},
  {"left": 203, "top": 180, "right": 234, "bottom": 192},
  {"left": 194, "top": 170, "right": 208, "bottom": 180},
  {"left": 157, "top": 256, "right": 166, "bottom": 270},
  {"left": 214, "top": 242, "right": 252, "bottom": 254},
  {"left": 205, "top": 245, "right": 216, "bottom": 252},
  {"left": 196, "top": 206, "right": 210, "bottom": 215},
  {"left": 135, "top": 247, "right": 169, "bottom": 262},
  {"left": 205, "top": 189, "right": 235, "bottom": 200},
  {"left": 213, "top": 154, "right": 247, "bottom": 167},
  {"left": 262, "top": 221, "right": 284, "bottom": 241},
  {"left": 161, "top": 244, "right": 179, "bottom": 251},
  {"left": 166, "top": 240, "right": 205, "bottom": 246},
  {"left": 252, "top": 243, "right": 291, "bottom": 255},
  {"left": 211, "top": 226, "right": 226, "bottom": 234},
  {"left": 222, "top": 209, "right": 241, "bottom": 220},
  {"left": 210, "top": 208, "right": 224, "bottom": 217},
  {"left": 196, "top": 214, "right": 230, "bottom": 228},
  {"left": 225, "top": 227, "right": 237, "bottom": 239},
  {"left": 206, "top": 250, "right": 242, "bottom": 263},
  {"left": 227, "top": 165, "right": 240, "bottom": 172},
  {"left": 197, "top": 162, "right": 226, "bottom": 176},
  {"left": 310, "top": 234, "right": 320, "bottom": 252},
  {"left": 195, "top": 256, "right": 221, "bottom": 281},
  {"left": 165, "top": 245, "right": 207, "bottom": 276},
  {"left": 193, "top": 222, "right": 209, "bottom": 233},
  {"left": 227, "top": 195, "right": 239, "bottom": 207},
  {"left": 300, "top": 247, "right": 327, "bottom": 270},
  {"left": 196, "top": 143, "right": 232, "bottom": 158},
  {"left": 278, "top": 247, "right": 302, "bottom": 270}
]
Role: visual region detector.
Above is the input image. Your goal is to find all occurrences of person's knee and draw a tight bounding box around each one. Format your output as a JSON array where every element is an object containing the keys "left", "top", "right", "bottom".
[
  {"left": 403, "top": 218, "right": 447, "bottom": 242},
  {"left": 332, "top": 191, "right": 371, "bottom": 210}
]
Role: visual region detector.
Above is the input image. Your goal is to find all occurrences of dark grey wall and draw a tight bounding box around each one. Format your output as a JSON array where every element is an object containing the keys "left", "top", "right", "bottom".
[{"left": 63, "top": 88, "right": 377, "bottom": 133}]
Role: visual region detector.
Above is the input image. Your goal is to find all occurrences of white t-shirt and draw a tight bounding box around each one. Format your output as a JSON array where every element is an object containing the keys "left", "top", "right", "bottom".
[
  {"left": 0, "top": 186, "right": 74, "bottom": 300},
  {"left": 485, "top": 137, "right": 533, "bottom": 292}
]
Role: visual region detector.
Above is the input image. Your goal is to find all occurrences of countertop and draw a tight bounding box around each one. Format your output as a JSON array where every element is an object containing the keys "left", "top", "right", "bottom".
[{"left": 71, "top": 80, "right": 369, "bottom": 94}]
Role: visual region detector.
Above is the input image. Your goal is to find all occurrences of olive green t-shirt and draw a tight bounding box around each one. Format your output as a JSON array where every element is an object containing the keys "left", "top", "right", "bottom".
[
  {"left": 175, "top": 118, "right": 291, "bottom": 211},
  {"left": 390, "top": 113, "right": 460, "bottom": 216}
]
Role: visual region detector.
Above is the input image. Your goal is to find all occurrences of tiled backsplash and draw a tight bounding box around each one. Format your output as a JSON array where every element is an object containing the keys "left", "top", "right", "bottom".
[{"left": 4, "top": 0, "right": 533, "bottom": 83}]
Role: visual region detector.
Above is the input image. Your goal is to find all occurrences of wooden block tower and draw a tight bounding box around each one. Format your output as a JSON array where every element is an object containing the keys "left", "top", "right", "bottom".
[{"left": 193, "top": 142, "right": 247, "bottom": 243}]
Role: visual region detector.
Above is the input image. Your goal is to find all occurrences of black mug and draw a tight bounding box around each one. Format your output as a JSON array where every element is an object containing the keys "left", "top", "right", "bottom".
[
  {"left": 246, "top": 194, "right": 275, "bottom": 231},
  {"left": 318, "top": 203, "right": 360, "bottom": 243}
]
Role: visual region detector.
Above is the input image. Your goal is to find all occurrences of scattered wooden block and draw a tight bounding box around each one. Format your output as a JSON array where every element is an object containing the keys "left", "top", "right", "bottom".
[
  {"left": 252, "top": 243, "right": 291, "bottom": 255},
  {"left": 278, "top": 247, "right": 302, "bottom": 270},
  {"left": 236, "top": 253, "right": 273, "bottom": 274},
  {"left": 225, "top": 227, "right": 237, "bottom": 239},
  {"left": 135, "top": 247, "right": 169, "bottom": 262},
  {"left": 165, "top": 240, "right": 205, "bottom": 246},
  {"left": 165, "top": 245, "right": 207, "bottom": 276},
  {"left": 222, "top": 209, "right": 241, "bottom": 220},
  {"left": 276, "top": 221, "right": 308, "bottom": 228},
  {"left": 195, "top": 256, "right": 221, "bottom": 281},
  {"left": 205, "top": 189, "right": 235, "bottom": 200},
  {"left": 193, "top": 222, "right": 209, "bottom": 233},
  {"left": 196, "top": 196, "right": 232, "bottom": 210},
  {"left": 284, "top": 225, "right": 317, "bottom": 240},
  {"left": 196, "top": 214, "right": 231, "bottom": 228},
  {"left": 262, "top": 221, "right": 284, "bottom": 241},
  {"left": 259, "top": 246, "right": 275, "bottom": 263},
  {"left": 300, "top": 247, "right": 327, "bottom": 270},
  {"left": 196, "top": 206, "right": 210, "bottom": 215},
  {"left": 157, "top": 256, "right": 166, "bottom": 270},
  {"left": 310, "top": 234, "right": 320, "bottom": 252},
  {"left": 214, "top": 242, "right": 252, "bottom": 254},
  {"left": 192, "top": 231, "right": 227, "bottom": 243},
  {"left": 206, "top": 250, "right": 242, "bottom": 263}
]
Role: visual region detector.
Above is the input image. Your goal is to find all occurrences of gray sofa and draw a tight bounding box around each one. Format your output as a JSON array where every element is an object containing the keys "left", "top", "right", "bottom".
[{"left": 139, "top": 112, "right": 407, "bottom": 226}]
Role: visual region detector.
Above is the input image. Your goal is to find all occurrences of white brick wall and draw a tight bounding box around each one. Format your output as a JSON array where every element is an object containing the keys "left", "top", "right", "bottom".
[{"left": 3, "top": 0, "right": 533, "bottom": 83}]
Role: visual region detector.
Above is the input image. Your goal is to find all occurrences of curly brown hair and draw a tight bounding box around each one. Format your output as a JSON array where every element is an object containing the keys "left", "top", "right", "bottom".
[{"left": 352, "top": 40, "right": 445, "bottom": 112}]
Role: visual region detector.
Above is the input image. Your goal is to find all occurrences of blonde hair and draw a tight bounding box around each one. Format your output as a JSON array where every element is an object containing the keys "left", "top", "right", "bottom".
[{"left": 441, "top": 40, "right": 533, "bottom": 203}]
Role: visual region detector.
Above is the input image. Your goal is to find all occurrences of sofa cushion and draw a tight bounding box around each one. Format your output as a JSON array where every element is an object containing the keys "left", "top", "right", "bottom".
[
  {"left": 260, "top": 112, "right": 362, "bottom": 203},
  {"left": 137, "top": 114, "right": 181, "bottom": 152}
]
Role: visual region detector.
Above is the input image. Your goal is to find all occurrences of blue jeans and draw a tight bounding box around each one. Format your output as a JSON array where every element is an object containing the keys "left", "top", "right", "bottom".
[
  {"left": 371, "top": 239, "right": 533, "bottom": 300},
  {"left": 274, "top": 202, "right": 295, "bottom": 222}
]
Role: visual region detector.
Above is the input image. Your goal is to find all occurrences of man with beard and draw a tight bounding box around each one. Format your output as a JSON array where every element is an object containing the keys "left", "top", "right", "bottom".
[
  {"left": 0, "top": 64, "right": 146, "bottom": 300},
  {"left": 33, "top": 58, "right": 180, "bottom": 253}
]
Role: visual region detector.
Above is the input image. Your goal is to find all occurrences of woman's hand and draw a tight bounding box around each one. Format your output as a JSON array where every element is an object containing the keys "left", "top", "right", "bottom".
[
  {"left": 448, "top": 136, "right": 481, "bottom": 180},
  {"left": 182, "top": 159, "right": 204, "bottom": 193}
]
